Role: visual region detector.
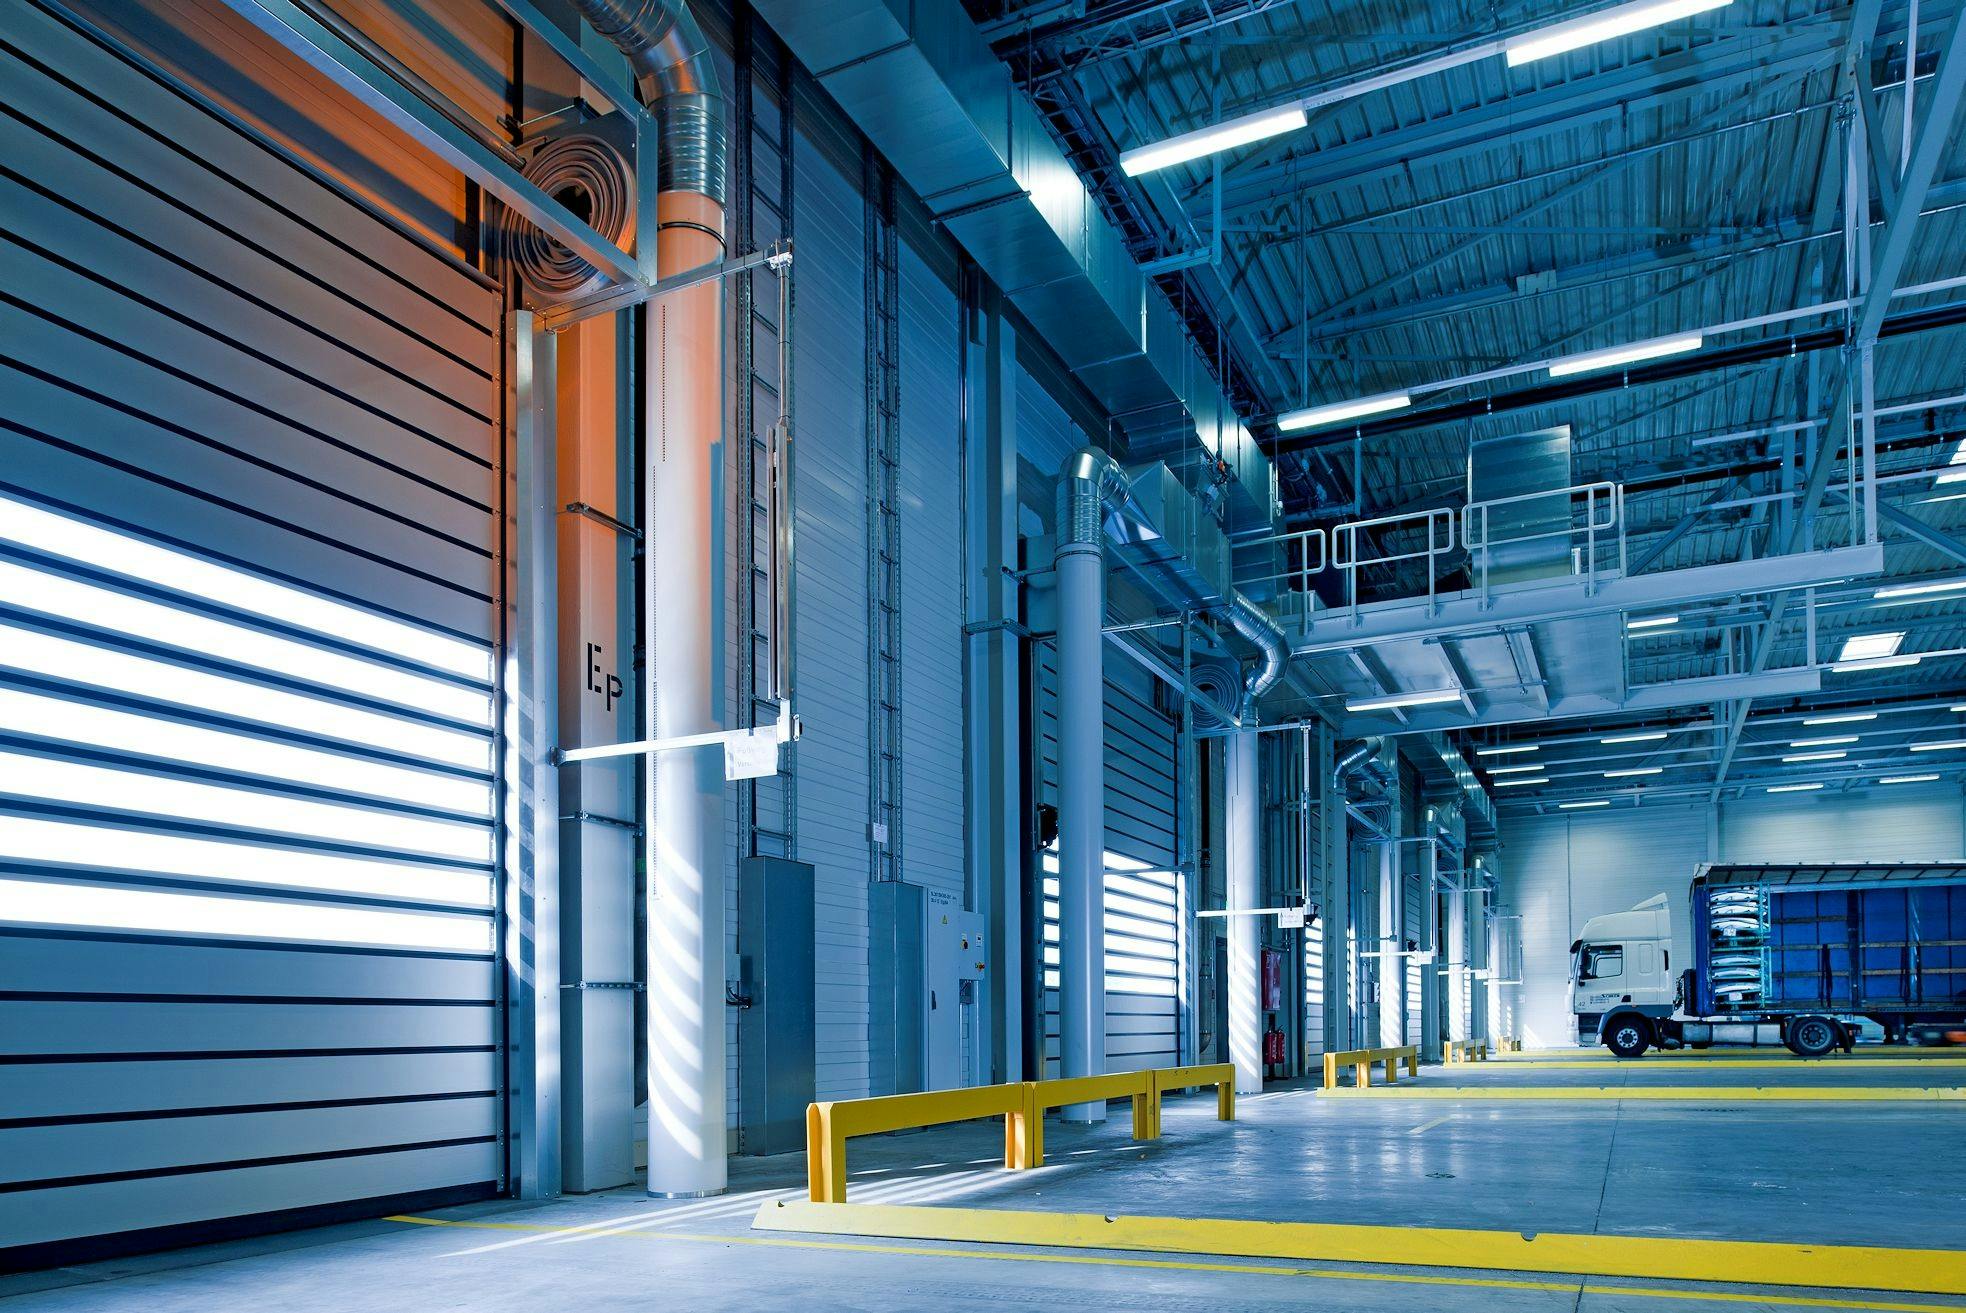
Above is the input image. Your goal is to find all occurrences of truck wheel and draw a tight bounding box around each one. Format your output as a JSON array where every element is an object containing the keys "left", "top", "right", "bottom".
[
  {"left": 1605, "top": 1018, "right": 1650, "bottom": 1058},
  {"left": 1786, "top": 1016, "right": 1839, "bottom": 1058}
]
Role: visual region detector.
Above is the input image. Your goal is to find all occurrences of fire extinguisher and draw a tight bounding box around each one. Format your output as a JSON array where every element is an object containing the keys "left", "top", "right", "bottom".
[{"left": 1263, "top": 1027, "right": 1286, "bottom": 1067}]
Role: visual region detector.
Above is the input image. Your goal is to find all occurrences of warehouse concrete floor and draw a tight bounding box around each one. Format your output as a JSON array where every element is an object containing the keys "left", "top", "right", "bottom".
[{"left": 6, "top": 1055, "right": 1965, "bottom": 1312}]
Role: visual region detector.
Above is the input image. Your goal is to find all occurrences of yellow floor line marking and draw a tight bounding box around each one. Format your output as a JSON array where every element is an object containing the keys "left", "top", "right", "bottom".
[
  {"left": 1495, "top": 1050, "right": 1965, "bottom": 1062},
  {"left": 1318, "top": 1086, "right": 1966, "bottom": 1101},
  {"left": 1482, "top": 1059, "right": 1956, "bottom": 1070},
  {"left": 753, "top": 1201, "right": 1966, "bottom": 1298},
  {"left": 1407, "top": 1113, "right": 1454, "bottom": 1134},
  {"left": 389, "top": 1214, "right": 1966, "bottom": 1313}
]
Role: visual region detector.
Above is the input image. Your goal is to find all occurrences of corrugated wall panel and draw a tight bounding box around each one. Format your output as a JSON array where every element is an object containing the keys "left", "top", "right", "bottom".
[
  {"left": 895, "top": 233, "right": 966, "bottom": 901},
  {"left": 0, "top": 0, "right": 501, "bottom": 1256},
  {"left": 790, "top": 89, "right": 873, "bottom": 1103},
  {"left": 1719, "top": 785, "right": 1964, "bottom": 862}
]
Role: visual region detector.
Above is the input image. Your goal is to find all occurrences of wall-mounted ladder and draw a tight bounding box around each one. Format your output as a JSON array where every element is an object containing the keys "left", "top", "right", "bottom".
[
  {"left": 735, "top": 9, "right": 796, "bottom": 861},
  {"left": 864, "top": 149, "right": 903, "bottom": 884}
]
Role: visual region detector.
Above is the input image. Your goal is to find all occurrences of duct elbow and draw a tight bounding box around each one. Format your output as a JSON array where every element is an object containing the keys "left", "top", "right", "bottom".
[
  {"left": 1334, "top": 737, "right": 1384, "bottom": 790},
  {"left": 1054, "top": 447, "right": 1137, "bottom": 556},
  {"left": 1225, "top": 592, "right": 1288, "bottom": 712},
  {"left": 569, "top": 0, "right": 728, "bottom": 204}
]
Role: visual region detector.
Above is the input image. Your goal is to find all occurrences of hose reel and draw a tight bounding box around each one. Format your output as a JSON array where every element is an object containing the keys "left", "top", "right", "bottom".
[{"left": 512, "top": 129, "right": 638, "bottom": 303}]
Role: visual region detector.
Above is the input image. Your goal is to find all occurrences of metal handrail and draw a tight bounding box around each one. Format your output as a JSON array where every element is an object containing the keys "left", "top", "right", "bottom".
[
  {"left": 1330, "top": 507, "right": 1458, "bottom": 614},
  {"left": 1462, "top": 481, "right": 1623, "bottom": 600}
]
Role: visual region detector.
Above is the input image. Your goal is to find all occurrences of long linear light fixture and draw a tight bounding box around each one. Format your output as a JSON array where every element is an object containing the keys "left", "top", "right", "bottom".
[
  {"left": 1602, "top": 730, "right": 1670, "bottom": 744},
  {"left": 1346, "top": 687, "right": 1462, "bottom": 712},
  {"left": 1546, "top": 334, "right": 1704, "bottom": 377},
  {"left": 1559, "top": 800, "right": 1610, "bottom": 809},
  {"left": 1277, "top": 392, "right": 1411, "bottom": 433},
  {"left": 1803, "top": 712, "right": 1877, "bottom": 725},
  {"left": 1124, "top": 0, "right": 1733, "bottom": 177},
  {"left": 1875, "top": 578, "right": 1966, "bottom": 599},
  {"left": 1604, "top": 766, "right": 1662, "bottom": 777},
  {"left": 1503, "top": 0, "right": 1732, "bottom": 64},
  {"left": 1768, "top": 782, "right": 1824, "bottom": 793},
  {"left": 1486, "top": 763, "right": 1545, "bottom": 774},
  {"left": 1627, "top": 614, "right": 1680, "bottom": 630},
  {"left": 1882, "top": 774, "right": 1940, "bottom": 784},
  {"left": 1476, "top": 744, "right": 1538, "bottom": 756},
  {"left": 1910, "top": 740, "right": 1966, "bottom": 753},
  {"left": 1782, "top": 750, "right": 1847, "bottom": 763},
  {"left": 1831, "top": 654, "right": 1921, "bottom": 672},
  {"left": 1493, "top": 776, "right": 1549, "bottom": 787}
]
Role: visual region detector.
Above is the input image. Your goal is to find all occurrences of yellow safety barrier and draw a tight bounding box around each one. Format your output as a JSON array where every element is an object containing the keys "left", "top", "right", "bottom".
[
  {"left": 807, "top": 1062, "right": 1238, "bottom": 1202},
  {"left": 1443, "top": 1040, "right": 1488, "bottom": 1064},
  {"left": 1020, "top": 1071, "right": 1154, "bottom": 1169},
  {"left": 1498, "top": 1037, "right": 1522, "bottom": 1053},
  {"left": 806, "top": 1083, "right": 1030, "bottom": 1203},
  {"left": 1322, "top": 1044, "right": 1419, "bottom": 1089}
]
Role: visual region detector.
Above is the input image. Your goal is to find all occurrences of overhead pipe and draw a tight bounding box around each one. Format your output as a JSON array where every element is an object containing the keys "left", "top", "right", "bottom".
[{"left": 569, "top": 0, "right": 731, "bottom": 1199}]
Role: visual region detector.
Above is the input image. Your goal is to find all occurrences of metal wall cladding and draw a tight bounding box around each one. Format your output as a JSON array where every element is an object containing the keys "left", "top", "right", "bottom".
[
  {"left": 788, "top": 87, "right": 875, "bottom": 1104},
  {"left": 1719, "top": 784, "right": 1964, "bottom": 864},
  {"left": 1499, "top": 807, "right": 1709, "bottom": 1048},
  {"left": 0, "top": 0, "right": 503, "bottom": 1256}
]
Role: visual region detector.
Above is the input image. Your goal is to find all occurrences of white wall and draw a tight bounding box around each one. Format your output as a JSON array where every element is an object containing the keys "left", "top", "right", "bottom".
[{"left": 1496, "top": 782, "right": 1965, "bottom": 1047}]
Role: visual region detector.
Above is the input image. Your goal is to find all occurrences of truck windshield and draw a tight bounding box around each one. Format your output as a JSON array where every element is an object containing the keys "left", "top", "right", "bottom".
[{"left": 1579, "top": 945, "right": 1623, "bottom": 980}]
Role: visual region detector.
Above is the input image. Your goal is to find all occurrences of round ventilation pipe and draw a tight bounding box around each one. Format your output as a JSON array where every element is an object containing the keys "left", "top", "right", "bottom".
[{"left": 512, "top": 132, "right": 638, "bottom": 301}]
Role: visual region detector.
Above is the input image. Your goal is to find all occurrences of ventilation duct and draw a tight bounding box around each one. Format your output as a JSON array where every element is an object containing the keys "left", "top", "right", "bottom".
[
  {"left": 570, "top": 0, "right": 727, "bottom": 202},
  {"left": 751, "top": 0, "right": 1274, "bottom": 531}
]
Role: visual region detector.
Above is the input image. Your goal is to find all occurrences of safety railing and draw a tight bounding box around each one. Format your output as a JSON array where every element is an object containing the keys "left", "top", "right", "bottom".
[
  {"left": 1331, "top": 507, "right": 1458, "bottom": 615},
  {"left": 1460, "top": 480, "right": 1623, "bottom": 601},
  {"left": 1321, "top": 1044, "right": 1420, "bottom": 1090},
  {"left": 1234, "top": 480, "right": 1628, "bottom": 624},
  {"left": 804, "top": 1063, "right": 1236, "bottom": 1203},
  {"left": 1444, "top": 1039, "right": 1489, "bottom": 1064}
]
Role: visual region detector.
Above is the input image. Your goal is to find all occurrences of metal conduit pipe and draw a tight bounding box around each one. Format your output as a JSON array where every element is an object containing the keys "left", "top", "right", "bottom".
[
  {"left": 569, "top": 0, "right": 731, "bottom": 1199},
  {"left": 1222, "top": 593, "right": 1289, "bottom": 714}
]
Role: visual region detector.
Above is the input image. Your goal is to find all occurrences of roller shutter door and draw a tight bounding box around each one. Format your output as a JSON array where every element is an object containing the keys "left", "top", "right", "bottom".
[
  {"left": 1035, "top": 650, "right": 1183, "bottom": 1074},
  {"left": 1301, "top": 919, "right": 1325, "bottom": 1066},
  {"left": 0, "top": 0, "right": 502, "bottom": 1258}
]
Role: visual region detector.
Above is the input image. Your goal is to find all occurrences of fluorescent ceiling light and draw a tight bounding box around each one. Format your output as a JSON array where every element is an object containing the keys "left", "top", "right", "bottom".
[
  {"left": 1558, "top": 799, "right": 1610, "bottom": 809},
  {"left": 1604, "top": 767, "right": 1662, "bottom": 777},
  {"left": 1768, "top": 782, "right": 1824, "bottom": 793},
  {"left": 1476, "top": 744, "right": 1538, "bottom": 756},
  {"left": 1875, "top": 579, "right": 1966, "bottom": 599},
  {"left": 1277, "top": 391, "right": 1411, "bottom": 433},
  {"left": 0, "top": 876, "right": 490, "bottom": 952},
  {"left": 1119, "top": 105, "right": 1308, "bottom": 176},
  {"left": 1504, "top": 0, "right": 1733, "bottom": 66},
  {"left": 1346, "top": 688, "right": 1463, "bottom": 712},
  {"left": 1602, "top": 731, "right": 1668, "bottom": 744},
  {"left": 1837, "top": 631, "right": 1905, "bottom": 662},
  {"left": 1881, "top": 774, "right": 1940, "bottom": 784},
  {"left": 1803, "top": 712, "right": 1876, "bottom": 725},
  {"left": 1790, "top": 736, "right": 1857, "bottom": 747},
  {"left": 1783, "top": 750, "right": 1846, "bottom": 763},
  {"left": 1831, "top": 655, "right": 1921, "bottom": 672},
  {"left": 1954, "top": 705, "right": 1966, "bottom": 713},
  {"left": 1493, "top": 776, "right": 1548, "bottom": 787},
  {"left": 1626, "top": 614, "right": 1680, "bottom": 630},
  {"left": 1546, "top": 334, "right": 1703, "bottom": 377},
  {"left": 1486, "top": 763, "right": 1545, "bottom": 774},
  {"left": 0, "top": 494, "right": 489, "bottom": 680},
  {"left": 1909, "top": 740, "right": 1966, "bottom": 752}
]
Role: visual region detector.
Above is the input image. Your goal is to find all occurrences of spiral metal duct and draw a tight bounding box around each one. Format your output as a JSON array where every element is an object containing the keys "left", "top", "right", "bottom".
[
  {"left": 512, "top": 132, "right": 638, "bottom": 301},
  {"left": 567, "top": 0, "right": 727, "bottom": 203}
]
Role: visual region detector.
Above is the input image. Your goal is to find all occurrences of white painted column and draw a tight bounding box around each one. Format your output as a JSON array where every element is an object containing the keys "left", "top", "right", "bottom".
[
  {"left": 645, "top": 189, "right": 728, "bottom": 1197},
  {"left": 1224, "top": 730, "right": 1263, "bottom": 1094},
  {"left": 1447, "top": 886, "right": 1469, "bottom": 1043},
  {"left": 1055, "top": 528, "right": 1106, "bottom": 1121}
]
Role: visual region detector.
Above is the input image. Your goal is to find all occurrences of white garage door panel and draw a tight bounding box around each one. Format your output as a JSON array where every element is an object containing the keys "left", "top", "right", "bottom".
[
  {"left": 0, "top": 0, "right": 504, "bottom": 1257},
  {"left": 0, "top": 1051, "right": 501, "bottom": 1121},
  {"left": 0, "top": 1096, "right": 501, "bottom": 1184},
  {"left": 0, "top": 1143, "right": 502, "bottom": 1252}
]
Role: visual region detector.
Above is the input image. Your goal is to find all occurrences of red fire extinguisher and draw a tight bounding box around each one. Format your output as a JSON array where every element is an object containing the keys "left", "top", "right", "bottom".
[{"left": 1263, "top": 1027, "right": 1286, "bottom": 1066}]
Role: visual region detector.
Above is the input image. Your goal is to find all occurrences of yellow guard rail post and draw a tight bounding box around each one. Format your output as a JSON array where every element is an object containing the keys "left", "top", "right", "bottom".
[
  {"left": 1018, "top": 1071, "right": 1156, "bottom": 1168},
  {"left": 1149, "top": 1062, "right": 1237, "bottom": 1134},
  {"left": 1322, "top": 1045, "right": 1420, "bottom": 1089},
  {"left": 1445, "top": 1040, "right": 1488, "bottom": 1064},
  {"left": 805, "top": 1082, "right": 1031, "bottom": 1203}
]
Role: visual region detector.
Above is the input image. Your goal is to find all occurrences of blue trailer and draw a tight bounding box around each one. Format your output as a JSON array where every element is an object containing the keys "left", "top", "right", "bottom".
[{"left": 1574, "top": 863, "right": 1966, "bottom": 1057}]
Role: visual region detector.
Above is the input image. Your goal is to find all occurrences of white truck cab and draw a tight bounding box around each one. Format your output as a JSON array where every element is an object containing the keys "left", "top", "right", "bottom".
[{"left": 1569, "top": 893, "right": 1675, "bottom": 1052}]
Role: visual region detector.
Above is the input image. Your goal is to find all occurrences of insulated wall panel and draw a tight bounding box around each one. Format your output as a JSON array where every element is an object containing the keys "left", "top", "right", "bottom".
[
  {"left": 789, "top": 88, "right": 873, "bottom": 1103},
  {"left": 0, "top": 0, "right": 502, "bottom": 1259}
]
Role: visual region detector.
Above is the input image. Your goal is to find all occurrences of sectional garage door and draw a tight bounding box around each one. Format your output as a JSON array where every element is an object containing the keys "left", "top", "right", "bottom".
[
  {"left": 0, "top": 0, "right": 504, "bottom": 1258},
  {"left": 1035, "top": 649, "right": 1184, "bottom": 1074}
]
